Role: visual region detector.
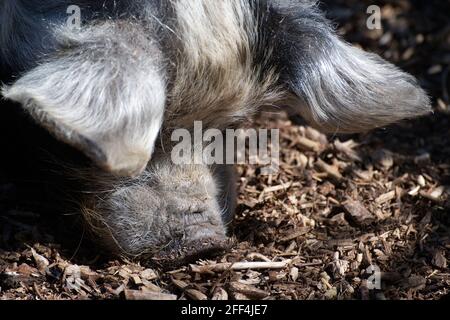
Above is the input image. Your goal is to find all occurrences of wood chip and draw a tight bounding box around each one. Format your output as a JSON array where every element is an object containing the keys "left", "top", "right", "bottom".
[
  {"left": 329, "top": 253, "right": 349, "bottom": 279},
  {"left": 399, "top": 275, "right": 426, "bottom": 290},
  {"left": 233, "top": 293, "right": 251, "bottom": 300},
  {"left": 305, "top": 127, "right": 328, "bottom": 145},
  {"left": 408, "top": 185, "right": 421, "bottom": 196},
  {"left": 279, "top": 227, "right": 311, "bottom": 243},
  {"left": 170, "top": 278, "right": 209, "bottom": 300},
  {"left": 373, "top": 149, "right": 394, "bottom": 169},
  {"left": 290, "top": 267, "right": 299, "bottom": 281},
  {"left": 124, "top": 289, "right": 177, "bottom": 301},
  {"left": 229, "top": 282, "right": 269, "bottom": 299},
  {"left": 324, "top": 287, "right": 337, "bottom": 299},
  {"left": 31, "top": 248, "right": 49, "bottom": 274},
  {"left": 140, "top": 269, "right": 158, "bottom": 281},
  {"left": 142, "top": 281, "right": 163, "bottom": 292},
  {"left": 247, "top": 253, "right": 272, "bottom": 262},
  {"left": 420, "top": 186, "right": 445, "bottom": 202},
  {"left": 171, "top": 278, "right": 189, "bottom": 290},
  {"left": 297, "top": 136, "right": 321, "bottom": 152},
  {"left": 343, "top": 200, "right": 374, "bottom": 225},
  {"left": 432, "top": 250, "right": 447, "bottom": 269},
  {"left": 190, "top": 260, "right": 291, "bottom": 273},
  {"left": 417, "top": 175, "right": 426, "bottom": 187},
  {"left": 16, "top": 263, "right": 39, "bottom": 276},
  {"left": 131, "top": 275, "right": 142, "bottom": 285},
  {"left": 211, "top": 287, "right": 229, "bottom": 300},
  {"left": 186, "top": 289, "right": 208, "bottom": 301},
  {"left": 329, "top": 212, "right": 349, "bottom": 226},
  {"left": 375, "top": 191, "right": 396, "bottom": 205},
  {"left": 316, "top": 159, "right": 343, "bottom": 181},
  {"left": 334, "top": 139, "right": 362, "bottom": 162},
  {"left": 263, "top": 182, "right": 300, "bottom": 193}
]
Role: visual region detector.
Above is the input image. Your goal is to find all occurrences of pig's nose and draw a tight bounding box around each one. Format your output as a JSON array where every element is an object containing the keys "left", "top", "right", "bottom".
[
  {"left": 181, "top": 237, "right": 232, "bottom": 262},
  {"left": 151, "top": 237, "right": 233, "bottom": 268}
]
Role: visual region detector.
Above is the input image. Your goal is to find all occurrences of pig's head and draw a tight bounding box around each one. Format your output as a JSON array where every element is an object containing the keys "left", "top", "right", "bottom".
[{"left": 0, "top": 0, "right": 431, "bottom": 264}]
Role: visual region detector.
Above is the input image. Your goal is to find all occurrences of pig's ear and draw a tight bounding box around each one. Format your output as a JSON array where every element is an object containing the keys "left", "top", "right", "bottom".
[
  {"left": 275, "top": 4, "right": 431, "bottom": 133},
  {"left": 2, "top": 25, "right": 166, "bottom": 177}
]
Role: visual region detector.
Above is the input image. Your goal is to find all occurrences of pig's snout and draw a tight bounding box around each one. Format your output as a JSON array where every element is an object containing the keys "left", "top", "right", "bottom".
[
  {"left": 152, "top": 227, "right": 232, "bottom": 268},
  {"left": 80, "top": 160, "right": 234, "bottom": 266},
  {"left": 150, "top": 208, "right": 232, "bottom": 267}
]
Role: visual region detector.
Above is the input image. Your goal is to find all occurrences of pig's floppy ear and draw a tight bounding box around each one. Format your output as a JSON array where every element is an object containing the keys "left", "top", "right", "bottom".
[
  {"left": 2, "top": 23, "right": 166, "bottom": 177},
  {"left": 275, "top": 4, "right": 431, "bottom": 133}
]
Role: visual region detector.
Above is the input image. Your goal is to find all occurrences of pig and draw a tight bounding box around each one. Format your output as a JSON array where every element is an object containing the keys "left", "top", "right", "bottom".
[{"left": 0, "top": 0, "right": 430, "bottom": 264}]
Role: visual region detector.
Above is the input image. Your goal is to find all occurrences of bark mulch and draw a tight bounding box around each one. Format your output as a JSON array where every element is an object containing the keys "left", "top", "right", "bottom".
[{"left": 0, "top": 0, "right": 448, "bottom": 300}]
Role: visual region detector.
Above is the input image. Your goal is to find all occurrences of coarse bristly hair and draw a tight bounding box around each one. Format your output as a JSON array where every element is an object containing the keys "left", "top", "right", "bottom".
[
  {"left": 0, "top": 0, "right": 432, "bottom": 262},
  {"left": 265, "top": 0, "right": 431, "bottom": 133}
]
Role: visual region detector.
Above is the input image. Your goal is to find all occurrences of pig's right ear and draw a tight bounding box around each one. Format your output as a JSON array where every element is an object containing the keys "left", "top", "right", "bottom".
[
  {"left": 1, "top": 26, "right": 166, "bottom": 177},
  {"left": 273, "top": 3, "right": 431, "bottom": 133}
]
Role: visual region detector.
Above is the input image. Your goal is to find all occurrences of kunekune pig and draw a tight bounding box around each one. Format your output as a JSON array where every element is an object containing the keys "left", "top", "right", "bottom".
[{"left": 0, "top": 0, "right": 430, "bottom": 265}]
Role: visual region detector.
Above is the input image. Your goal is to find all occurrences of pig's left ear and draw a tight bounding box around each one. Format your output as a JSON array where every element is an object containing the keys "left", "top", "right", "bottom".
[
  {"left": 2, "top": 24, "right": 166, "bottom": 177},
  {"left": 273, "top": 3, "right": 431, "bottom": 133}
]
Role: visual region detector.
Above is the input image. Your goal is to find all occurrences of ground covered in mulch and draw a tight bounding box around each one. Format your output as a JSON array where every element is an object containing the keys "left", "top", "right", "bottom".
[{"left": 0, "top": 0, "right": 448, "bottom": 300}]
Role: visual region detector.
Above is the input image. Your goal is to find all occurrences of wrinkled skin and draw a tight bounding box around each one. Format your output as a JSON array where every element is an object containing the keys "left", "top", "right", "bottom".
[{"left": 0, "top": 0, "right": 430, "bottom": 264}]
